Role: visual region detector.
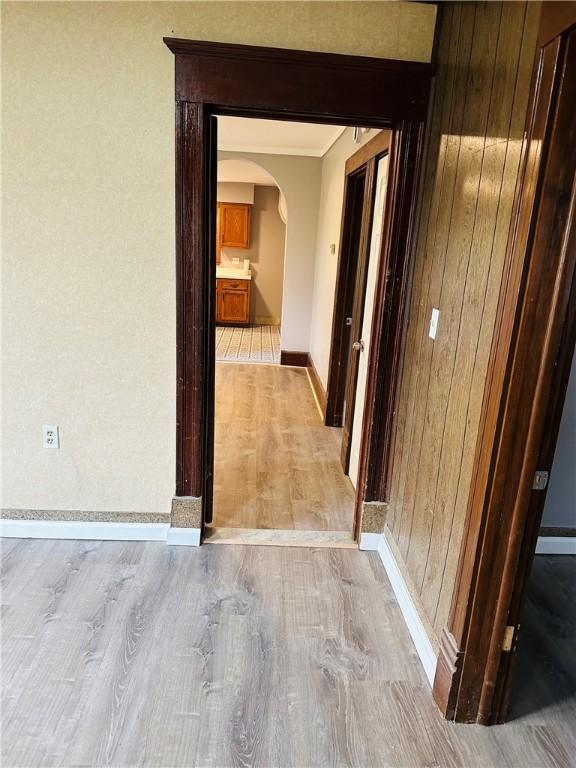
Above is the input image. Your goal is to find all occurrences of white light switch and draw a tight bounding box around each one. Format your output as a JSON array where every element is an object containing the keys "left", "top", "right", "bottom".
[
  {"left": 42, "top": 425, "right": 60, "bottom": 449},
  {"left": 429, "top": 308, "right": 440, "bottom": 340}
]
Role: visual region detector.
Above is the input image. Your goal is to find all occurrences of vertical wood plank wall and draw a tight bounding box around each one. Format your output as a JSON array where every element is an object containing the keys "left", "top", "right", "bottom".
[{"left": 385, "top": 1, "right": 540, "bottom": 646}]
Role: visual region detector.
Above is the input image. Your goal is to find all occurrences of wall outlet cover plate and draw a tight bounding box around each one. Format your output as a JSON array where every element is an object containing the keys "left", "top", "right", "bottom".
[
  {"left": 42, "top": 425, "right": 60, "bottom": 449},
  {"left": 429, "top": 308, "right": 440, "bottom": 339}
]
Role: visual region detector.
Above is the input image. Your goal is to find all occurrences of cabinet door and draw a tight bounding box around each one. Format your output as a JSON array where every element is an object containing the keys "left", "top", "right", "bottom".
[
  {"left": 219, "top": 288, "right": 249, "bottom": 324},
  {"left": 219, "top": 203, "right": 250, "bottom": 248},
  {"left": 216, "top": 205, "right": 222, "bottom": 264}
]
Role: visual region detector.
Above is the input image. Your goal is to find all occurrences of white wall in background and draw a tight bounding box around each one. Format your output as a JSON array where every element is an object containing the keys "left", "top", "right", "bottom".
[
  {"left": 308, "top": 127, "right": 381, "bottom": 388},
  {"left": 218, "top": 150, "right": 322, "bottom": 351},
  {"left": 217, "top": 182, "right": 254, "bottom": 204}
]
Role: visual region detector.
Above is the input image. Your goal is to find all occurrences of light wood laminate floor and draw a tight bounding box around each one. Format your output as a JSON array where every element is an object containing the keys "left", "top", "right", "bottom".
[
  {"left": 2, "top": 540, "right": 574, "bottom": 767},
  {"left": 213, "top": 362, "right": 354, "bottom": 531}
]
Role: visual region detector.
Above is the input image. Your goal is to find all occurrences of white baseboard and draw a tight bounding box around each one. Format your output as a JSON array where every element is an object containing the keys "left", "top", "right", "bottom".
[
  {"left": 1, "top": 519, "right": 201, "bottom": 547},
  {"left": 0, "top": 519, "right": 169, "bottom": 541},
  {"left": 536, "top": 536, "right": 576, "bottom": 555},
  {"left": 376, "top": 534, "right": 437, "bottom": 687},
  {"left": 165, "top": 527, "right": 201, "bottom": 546},
  {"left": 359, "top": 532, "right": 381, "bottom": 551}
]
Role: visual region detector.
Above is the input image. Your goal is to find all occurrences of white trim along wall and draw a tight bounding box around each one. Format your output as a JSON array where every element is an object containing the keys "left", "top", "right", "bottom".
[
  {"left": 0, "top": 520, "right": 201, "bottom": 546},
  {"left": 359, "top": 531, "right": 438, "bottom": 686}
]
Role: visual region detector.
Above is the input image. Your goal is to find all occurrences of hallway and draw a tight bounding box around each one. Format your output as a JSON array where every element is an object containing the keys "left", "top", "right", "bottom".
[
  {"left": 2, "top": 538, "right": 573, "bottom": 768},
  {"left": 212, "top": 363, "right": 354, "bottom": 532}
]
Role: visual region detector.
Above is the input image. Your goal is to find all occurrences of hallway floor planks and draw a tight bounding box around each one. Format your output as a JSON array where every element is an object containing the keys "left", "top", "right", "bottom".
[
  {"left": 213, "top": 362, "right": 355, "bottom": 531},
  {"left": 2, "top": 539, "right": 574, "bottom": 767}
]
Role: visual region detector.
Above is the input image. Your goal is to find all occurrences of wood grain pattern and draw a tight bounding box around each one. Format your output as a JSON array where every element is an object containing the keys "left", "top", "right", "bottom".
[
  {"left": 2, "top": 540, "right": 574, "bottom": 766},
  {"left": 384, "top": 0, "right": 540, "bottom": 646},
  {"left": 441, "top": 6, "right": 576, "bottom": 724},
  {"left": 216, "top": 278, "right": 251, "bottom": 325},
  {"left": 164, "top": 38, "right": 432, "bottom": 125},
  {"left": 325, "top": 169, "right": 367, "bottom": 427},
  {"left": 218, "top": 202, "right": 251, "bottom": 249},
  {"left": 204, "top": 528, "right": 355, "bottom": 548},
  {"left": 176, "top": 101, "right": 208, "bottom": 497},
  {"left": 212, "top": 363, "right": 354, "bottom": 531}
]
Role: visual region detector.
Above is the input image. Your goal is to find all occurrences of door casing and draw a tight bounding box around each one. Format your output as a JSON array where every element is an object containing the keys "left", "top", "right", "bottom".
[
  {"left": 324, "top": 131, "right": 392, "bottom": 483},
  {"left": 432, "top": 2, "right": 576, "bottom": 724},
  {"left": 164, "top": 37, "right": 432, "bottom": 532}
]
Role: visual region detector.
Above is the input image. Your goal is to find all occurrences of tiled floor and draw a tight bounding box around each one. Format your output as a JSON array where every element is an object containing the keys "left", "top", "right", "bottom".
[{"left": 216, "top": 325, "right": 281, "bottom": 363}]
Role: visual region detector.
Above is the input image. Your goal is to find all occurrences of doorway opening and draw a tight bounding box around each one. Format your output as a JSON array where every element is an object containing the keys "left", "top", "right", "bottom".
[
  {"left": 209, "top": 116, "right": 393, "bottom": 544},
  {"left": 432, "top": 2, "right": 576, "bottom": 724},
  {"left": 216, "top": 151, "right": 286, "bottom": 364},
  {"left": 164, "top": 37, "right": 431, "bottom": 546}
]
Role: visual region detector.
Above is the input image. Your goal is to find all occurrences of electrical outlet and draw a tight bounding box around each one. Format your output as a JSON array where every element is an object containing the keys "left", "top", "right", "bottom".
[
  {"left": 330, "top": 243, "right": 336, "bottom": 255},
  {"left": 232, "top": 257, "right": 240, "bottom": 265},
  {"left": 429, "top": 308, "right": 440, "bottom": 340},
  {"left": 42, "top": 425, "right": 60, "bottom": 449}
]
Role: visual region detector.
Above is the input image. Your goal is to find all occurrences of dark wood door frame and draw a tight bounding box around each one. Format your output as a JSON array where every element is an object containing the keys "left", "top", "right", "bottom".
[
  {"left": 325, "top": 167, "right": 368, "bottom": 428},
  {"left": 326, "top": 130, "right": 391, "bottom": 446},
  {"left": 339, "top": 158, "right": 376, "bottom": 472},
  {"left": 164, "top": 37, "right": 432, "bottom": 530},
  {"left": 432, "top": 2, "right": 576, "bottom": 725}
]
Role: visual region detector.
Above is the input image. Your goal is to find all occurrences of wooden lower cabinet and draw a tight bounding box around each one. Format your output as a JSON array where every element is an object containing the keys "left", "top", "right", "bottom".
[{"left": 216, "top": 278, "right": 251, "bottom": 325}]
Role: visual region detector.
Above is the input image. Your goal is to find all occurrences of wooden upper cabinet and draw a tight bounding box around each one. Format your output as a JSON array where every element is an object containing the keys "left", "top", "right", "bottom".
[{"left": 218, "top": 203, "right": 251, "bottom": 249}]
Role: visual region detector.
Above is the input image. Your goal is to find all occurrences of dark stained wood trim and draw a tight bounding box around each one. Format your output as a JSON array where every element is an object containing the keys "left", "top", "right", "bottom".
[
  {"left": 357, "top": 119, "right": 427, "bottom": 509},
  {"left": 325, "top": 169, "right": 367, "bottom": 427},
  {"left": 280, "top": 350, "right": 309, "bottom": 367},
  {"left": 433, "top": 3, "right": 576, "bottom": 724},
  {"left": 307, "top": 357, "right": 327, "bottom": 418},
  {"left": 165, "top": 38, "right": 433, "bottom": 535},
  {"left": 175, "top": 101, "right": 208, "bottom": 497},
  {"left": 539, "top": 526, "right": 576, "bottom": 537},
  {"left": 202, "top": 114, "right": 218, "bottom": 525},
  {"left": 433, "top": 628, "right": 463, "bottom": 718},
  {"left": 492, "top": 267, "right": 576, "bottom": 722},
  {"left": 345, "top": 130, "right": 392, "bottom": 176},
  {"left": 538, "top": 1, "right": 576, "bottom": 46},
  {"left": 341, "top": 158, "right": 377, "bottom": 471},
  {"left": 325, "top": 131, "right": 391, "bottom": 431},
  {"left": 164, "top": 38, "right": 431, "bottom": 125}
]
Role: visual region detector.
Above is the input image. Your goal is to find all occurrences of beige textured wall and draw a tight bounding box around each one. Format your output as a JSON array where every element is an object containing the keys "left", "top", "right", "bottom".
[
  {"left": 1, "top": 2, "right": 436, "bottom": 516},
  {"left": 217, "top": 183, "right": 255, "bottom": 205},
  {"left": 220, "top": 186, "right": 286, "bottom": 325}
]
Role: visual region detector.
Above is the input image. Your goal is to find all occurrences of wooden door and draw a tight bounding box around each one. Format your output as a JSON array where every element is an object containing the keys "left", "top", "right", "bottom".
[
  {"left": 340, "top": 165, "right": 375, "bottom": 472},
  {"left": 325, "top": 171, "right": 367, "bottom": 427},
  {"left": 348, "top": 154, "right": 390, "bottom": 487},
  {"left": 219, "top": 203, "right": 250, "bottom": 248},
  {"left": 218, "top": 286, "right": 249, "bottom": 324},
  {"left": 433, "top": 1, "right": 576, "bottom": 724},
  {"left": 326, "top": 130, "right": 392, "bottom": 430},
  {"left": 491, "top": 8, "right": 576, "bottom": 723}
]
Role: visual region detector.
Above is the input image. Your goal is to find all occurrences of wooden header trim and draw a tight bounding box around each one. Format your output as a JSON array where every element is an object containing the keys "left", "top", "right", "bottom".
[
  {"left": 163, "top": 38, "right": 433, "bottom": 125},
  {"left": 163, "top": 37, "right": 432, "bottom": 74}
]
